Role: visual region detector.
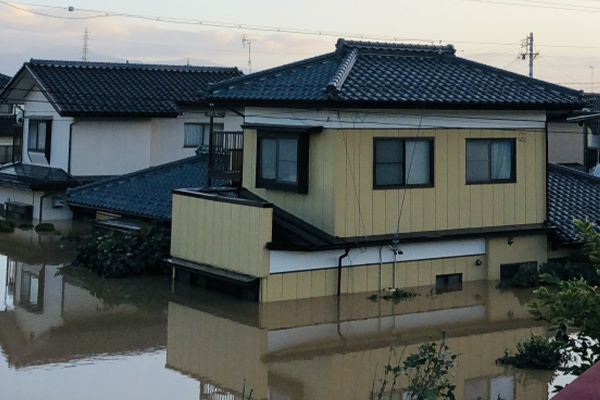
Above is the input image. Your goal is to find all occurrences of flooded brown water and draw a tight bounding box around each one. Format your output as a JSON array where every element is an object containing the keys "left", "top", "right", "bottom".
[{"left": 0, "top": 224, "right": 569, "bottom": 399}]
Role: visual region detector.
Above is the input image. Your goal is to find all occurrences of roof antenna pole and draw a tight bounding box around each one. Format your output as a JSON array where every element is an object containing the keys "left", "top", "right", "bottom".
[
  {"left": 242, "top": 35, "right": 256, "bottom": 74},
  {"left": 82, "top": 28, "right": 90, "bottom": 62}
]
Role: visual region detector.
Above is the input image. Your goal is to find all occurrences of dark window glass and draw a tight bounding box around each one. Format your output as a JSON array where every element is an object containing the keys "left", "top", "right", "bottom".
[
  {"left": 374, "top": 138, "right": 433, "bottom": 188},
  {"left": 466, "top": 139, "right": 515, "bottom": 183}
]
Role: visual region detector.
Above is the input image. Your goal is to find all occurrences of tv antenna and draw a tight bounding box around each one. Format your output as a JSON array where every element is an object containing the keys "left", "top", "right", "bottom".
[
  {"left": 242, "top": 35, "right": 256, "bottom": 74},
  {"left": 82, "top": 27, "right": 90, "bottom": 62}
]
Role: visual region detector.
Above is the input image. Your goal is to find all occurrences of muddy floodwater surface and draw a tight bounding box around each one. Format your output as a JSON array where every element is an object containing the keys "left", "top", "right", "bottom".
[{"left": 0, "top": 225, "right": 571, "bottom": 399}]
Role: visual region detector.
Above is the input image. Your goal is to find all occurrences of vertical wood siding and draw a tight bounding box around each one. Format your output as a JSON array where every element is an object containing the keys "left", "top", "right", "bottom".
[
  {"left": 243, "top": 129, "right": 337, "bottom": 234},
  {"left": 332, "top": 128, "right": 546, "bottom": 237},
  {"left": 170, "top": 193, "right": 272, "bottom": 277},
  {"left": 243, "top": 128, "right": 545, "bottom": 238}
]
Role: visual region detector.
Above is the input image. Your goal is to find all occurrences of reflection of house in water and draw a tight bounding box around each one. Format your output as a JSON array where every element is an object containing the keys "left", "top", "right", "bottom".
[
  {"left": 166, "top": 282, "right": 551, "bottom": 400},
  {"left": 0, "top": 254, "right": 168, "bottom": 368}
]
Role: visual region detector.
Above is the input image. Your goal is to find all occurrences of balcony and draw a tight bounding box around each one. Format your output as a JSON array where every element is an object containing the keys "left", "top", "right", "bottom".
[{"left": 207, "top": 131, "right": 243, "bottom": 184}]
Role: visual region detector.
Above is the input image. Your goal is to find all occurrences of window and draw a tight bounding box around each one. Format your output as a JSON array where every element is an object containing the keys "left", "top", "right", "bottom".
[
  {"left": 435, "top": 273, "right": 462, "bottom": 293},
  {"left": 28, "top": 119, "right": 51, "bottom": 163},
  {"left": 466, "top": 139, "right": 515, "bottom": 184},
  {"left": 373, "top": 138, "right": 433, "bottom": 189},
  {"left": 256, "top": 131, "right": 309, "bottom": 193},
  {"left": 184, "top": 123, "right": 224, "bottom": 148}
]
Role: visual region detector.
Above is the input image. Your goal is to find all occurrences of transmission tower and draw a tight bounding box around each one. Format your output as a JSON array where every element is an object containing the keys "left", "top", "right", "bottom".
[{"left": 82, "top": 28, "right": 90, "bottom": 62}]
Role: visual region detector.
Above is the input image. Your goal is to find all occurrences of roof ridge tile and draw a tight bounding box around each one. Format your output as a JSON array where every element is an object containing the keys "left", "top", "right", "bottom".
[
  {"left": 325, "top": 48, "right": 358, "bottom": 99},
  {"left": 28, "top": 59, "right": 240, "bottom": 73}
]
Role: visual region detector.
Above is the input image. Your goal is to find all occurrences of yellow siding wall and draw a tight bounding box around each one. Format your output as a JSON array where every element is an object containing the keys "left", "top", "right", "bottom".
[
  {"left": 243, "top": 128, "right": 546, "bottom": 238},
  {"left": 171, "top": 192, "right": 272, "bottom": 277},
  {"left": 333, "top": 128, "right": 546, "bottom": 237},
  {"left": 487, "top": 234, "right": 548, "bottom": 281},
  {"left": 243, "top": 129, "right": 337, "bottom": 234},
  {"left": 260, "top": 255, "right": 484, "bottom": 302}
]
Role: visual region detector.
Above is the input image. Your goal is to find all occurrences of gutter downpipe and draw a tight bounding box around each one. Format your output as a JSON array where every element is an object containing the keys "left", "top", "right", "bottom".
[
  {"left": 378, "top": 246, "right": 383, "bottom": 293},
  {"left": 68, "top": 120, "right": 79, "bottom": 175},
  {"left": 337, "top": 247, "right": 351, "bottom": 297},
  {"left": 38, "top": 192, "right": 48, "bottom": 222}
]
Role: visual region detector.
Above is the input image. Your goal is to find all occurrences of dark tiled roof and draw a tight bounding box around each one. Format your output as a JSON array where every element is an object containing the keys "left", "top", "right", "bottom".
[
  {"left": 547, "top": 163, "right": 600, "bottom": 243},
  {"left": 0, "top": 163, "right": 80, "bottom": 190},
  {"left": 10, "top": 60, "right": 242, "bottom": 117},
  {"left": 0, "top": 115, "right": 16, "bottom": 137},
  {"left": 210, "top": 39, "right": 584, "bottom": 110},
  {"left": 0, "top": 73, "right": 10, "bottom": 89},
  {"left": 66, "top": 155, "right": 226, "bottom": 220}
]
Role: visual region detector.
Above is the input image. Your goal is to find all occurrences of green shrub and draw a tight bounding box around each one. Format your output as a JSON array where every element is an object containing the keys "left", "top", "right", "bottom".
[
  {"left": 0, "top": 220, "right": 14, "bottom": 233},
  {"left": 18, "top": 222, "right": 34, "bottom": 230},
  {"left": 539, "top": 256, "right": 600, "bottom": 286},
  {"left": 496, "top": 333, "right": 564, "bottom": 370},
  {"left": 371, "top": 332, "right": 457, "bottom": 400},
  {"left": 72, "top": 224, "right": 171, "bottom": 278},
  {"left": 34, "top": 223, "right": 55, "bottom": 232},
  {"left": 511, "top": 262, "right": 540, "bottom": 288},
  {"left": 368, "top": 288, "right": 419, "bottom": 303}
]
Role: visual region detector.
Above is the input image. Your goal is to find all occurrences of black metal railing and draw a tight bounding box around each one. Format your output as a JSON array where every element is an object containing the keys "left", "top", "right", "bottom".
[{"left": 208, "top": 131, "right": 244, "bottom": 185}]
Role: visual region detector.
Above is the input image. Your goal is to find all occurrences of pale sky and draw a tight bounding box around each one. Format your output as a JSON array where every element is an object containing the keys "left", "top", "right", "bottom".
[{"left": 1, "top": 0, "right": 599, "bottom": 91}]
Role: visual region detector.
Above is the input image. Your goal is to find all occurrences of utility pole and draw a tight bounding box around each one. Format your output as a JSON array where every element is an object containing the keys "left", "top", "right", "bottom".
[
  {"left": 519, "top": 32, "right": 539, "bottom": 78},
  {"left": 242, "top": 35, "right": 256, "bottom": 74},
  {"left": 82, "top": 28, "right": 90, "bottom": 62},
  {"left": 591, "top": 66, "right": 595, "bottom": 93}
]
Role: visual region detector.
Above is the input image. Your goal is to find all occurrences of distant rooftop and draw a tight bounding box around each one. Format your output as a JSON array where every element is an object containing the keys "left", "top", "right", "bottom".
[
  {"left": 66, "top": 154, "right": 227, "bottom": 221},
  {"left": 210, "top": 38, "right": 584, "bottom": 110},
  {"left": 0, "top": 59, "right": 243, "bottom": 117},
  {"left": 0, "top": 163, "right": 80, "bottom": 190},
  {"left": 0, "top": 73, "right": 10, "bottom": 89},
  {"left": 548, "top": 163, "right": 600, "bottom": 244}
]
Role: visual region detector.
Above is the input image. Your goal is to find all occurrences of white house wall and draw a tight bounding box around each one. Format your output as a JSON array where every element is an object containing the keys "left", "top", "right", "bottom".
[
  {"left": 150, "top": 110, "right": 244, "bottom": 166},
  {"left": 270, "top": 238, "right": 486, "bottom": 274},
  {"left": 23, "top": 87, "right": 73, "bottom": 169},
  {"left": 70, "top": 119, "right": 152, "bottom": 177},
  {"left": 0, "top": 186, "right": 72, "bottom": 222},
  {"left": 244, "top": 107, "right": 546, "bottom": 130}
]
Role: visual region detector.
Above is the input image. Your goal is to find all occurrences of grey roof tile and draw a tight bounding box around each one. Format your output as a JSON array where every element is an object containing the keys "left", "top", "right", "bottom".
[
  {"left": 17, "top": 60, "right": 242, "bottom": 117},
  {"left": 548, "top": 163, "right": 600, "bottom": 243},
  {"left": 0, "top": 73, "right": 10, "bottom": 90},
  {"left": 0, "top": 163, "right": 80, "bottom": 190},
  {"left": 210, "top": 39, "right": 584, "bottom": 109},
  {"left": 66, "top": 155, "right": 226, "bottom": 220}
]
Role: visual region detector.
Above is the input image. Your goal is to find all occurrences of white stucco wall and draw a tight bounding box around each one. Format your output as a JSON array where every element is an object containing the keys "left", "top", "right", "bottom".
[
  {"left": 22, "top": 87, "right": 73, "bottom": 169},
  {"left": 0, "top": 186, "right": 72, "bottom": 222},
  {"left": 548, "top": 122, "right": 584, "bottom": 165},
  {"left": 149, "top": 109, "right": 243, "bottom": 166},
  {"left": 70, "top": 119, "right": 152, "bottom": 177}
]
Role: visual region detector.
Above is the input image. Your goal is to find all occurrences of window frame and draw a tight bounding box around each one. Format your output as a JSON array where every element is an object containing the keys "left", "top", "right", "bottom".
[
  {"left": 255, "top": 130, "right": 309, "bottom": 194},
  {"left": 465, "top": 138, "right": 516, "bottom": 185},
  {"left": 27, "top": 118, "right": 52, "bottom": 163},
  {"left": 183, "top": 122, "right": 224, "bottom": 148},
  {"left": 373, "top": 137, "right": 435, "bottom": 190}
]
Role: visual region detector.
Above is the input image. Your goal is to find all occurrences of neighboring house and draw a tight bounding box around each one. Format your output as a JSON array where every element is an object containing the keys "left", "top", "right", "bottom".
[
  {"left": 169, "top": 39, "right": 584, "bottom": 302},
  {"left": 65, "top": 154, "right": 227, "bottom": 228},
  {"left": 547, "top": 162, "right": 600, "bottom": 255},
  {"left": 0, "top": 73, "right": 21, "bottom": 165},
  {"left": 0, "top": 60, "right": 243, "bottom": 221}
]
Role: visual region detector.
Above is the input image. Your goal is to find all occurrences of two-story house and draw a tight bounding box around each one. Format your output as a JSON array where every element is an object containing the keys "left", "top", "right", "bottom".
[
  {"left": 168, "top": 39, "right": 584, "bottom": 302},
  {"left": 0, "top": 60, "right": 243, "bottom": 221}
]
